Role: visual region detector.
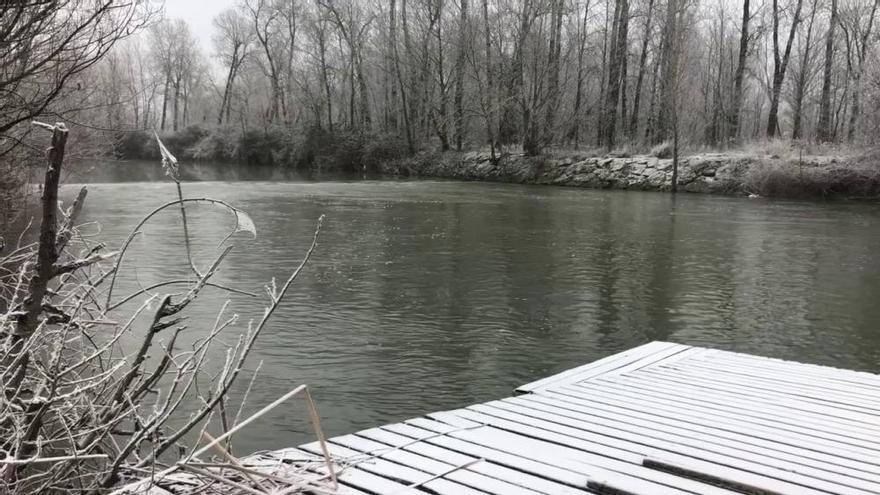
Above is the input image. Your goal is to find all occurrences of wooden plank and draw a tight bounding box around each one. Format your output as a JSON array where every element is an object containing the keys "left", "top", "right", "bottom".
[
  {"left": 484, "top": 398, "right": 880, "bottom": 493},
  {"left": 284, "top": 342, "right": 880, "bottom": 495},
  {"left": 514, "top": 393, "right": 880, "bottom": 482},
  {"left": 299, "top": 440, "right": 487, "bottom": 495},
  {"left": 408, "top": 416, "right": 715, "bottom": 495},
  {"left": 517, "top": 341, "right": 685, "bottom": 393},
  {"left": 286, "top": 447, "right": 416, "bottom": 494},
  {"left": 248, "top": 448, "right": 404, "bottom": 495},
  {"left": 642, "top": 457, "right": 790, "bottom": 495},
  {"left": 388, "top": 421, "right": 594, "bottom": 489},
  {"left": 426, "top": 410, "right": 746, "bottom": 495},
  {"left": 459, "top": 404, "right": 875, "bottom": 495},
  {"left": 356, "top": 427, "right": 589, "bottom": 495},
  {"left": 330, "top": 433, "right": 544, "bottom": 495},
  {"left": 627, "top": 367, "right": 880, "bottom": 428},
  {"left": 657, "top": 360, "right": 880, "bottom": 413},
  {"left": 596, "top": 345, "right": 708, "bottom": 378},
  {"left": 560, "top": 380, "right": 880, "bottom": 464},
  {"left": 602, "top": 368, "right": 880, "bottom": 436},
  {"left": 688, "top": 351, "right": 880, "bottom": 398},
  {"left": 700, "top": 349, "right": 880, "bottom": 389}
]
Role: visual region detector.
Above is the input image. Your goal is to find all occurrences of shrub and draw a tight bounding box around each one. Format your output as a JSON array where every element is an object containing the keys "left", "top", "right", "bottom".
[
  {"left": 361, "top": 133, "right": 410, "bottom": 171},
  {"left": 1, "top": 124, "right": 327, "bottom": 493},
  {"left": 608, "top": 146, "right": 633, "bottom": 158},
  {"left": 650, "top": 141, "right": 673, "bottom": 158},
  {"left": 114, "top": 130, "right": 155, "bottom": 160},
  {"left": 111, "top": 124, "right": 416, "bottom": 174},
  {"left": 189, "top": 125, "right": 241, "bottom": 162},
  {"left": 239, "top": 126, "right": 290, "bottom": 167}
]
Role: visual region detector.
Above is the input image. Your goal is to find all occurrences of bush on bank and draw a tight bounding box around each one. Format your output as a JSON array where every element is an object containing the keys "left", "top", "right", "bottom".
[{"left": 114, "top": 124, "right": 410, "bottom": 173}]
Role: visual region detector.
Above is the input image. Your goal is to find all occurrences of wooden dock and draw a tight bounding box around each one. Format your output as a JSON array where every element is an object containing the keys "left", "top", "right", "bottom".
[{"left": 285, "top": 341, "right": 880, "bottom": 495}]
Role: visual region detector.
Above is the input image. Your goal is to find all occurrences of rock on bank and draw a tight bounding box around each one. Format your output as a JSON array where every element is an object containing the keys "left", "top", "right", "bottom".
[{"left": 378, "top": 150, "right": 872, "bottom": 198}]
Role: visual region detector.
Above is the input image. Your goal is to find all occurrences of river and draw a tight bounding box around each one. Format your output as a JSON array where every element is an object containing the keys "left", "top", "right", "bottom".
[{"left": 63, "top": 175, "right": 880, "bottom": 455}]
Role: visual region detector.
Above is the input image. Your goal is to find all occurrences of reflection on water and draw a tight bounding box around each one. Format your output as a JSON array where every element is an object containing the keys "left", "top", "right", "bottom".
[{"left": 65, "top": 178, "right": 880, "bottom": 454}]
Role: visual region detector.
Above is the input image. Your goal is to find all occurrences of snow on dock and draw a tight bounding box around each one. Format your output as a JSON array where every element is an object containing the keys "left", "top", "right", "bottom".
[{"left": 292, "top": 341, "right": 880, "bottom": 495}]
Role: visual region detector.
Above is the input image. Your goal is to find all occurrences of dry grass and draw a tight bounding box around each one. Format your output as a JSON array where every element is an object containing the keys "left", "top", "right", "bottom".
[
  {"left": 650, "top": 141, "right": 673, "bottom": 158},
  {"left": 743, "top": 158, "right": 880, "bottom": 199}
]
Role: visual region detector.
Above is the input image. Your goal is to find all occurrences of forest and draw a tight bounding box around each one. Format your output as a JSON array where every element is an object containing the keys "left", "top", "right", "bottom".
[{"left": 3, "top": 0, "right": 880, "bottom": 177}]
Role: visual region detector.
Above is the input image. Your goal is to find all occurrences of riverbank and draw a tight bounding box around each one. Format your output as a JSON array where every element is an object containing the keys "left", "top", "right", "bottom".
[
  {"left": 111, "top": 126, "right": 879, "bottom": 199},
  {"left": 379, "top": 149, "right": 880, "bottom": 199}
]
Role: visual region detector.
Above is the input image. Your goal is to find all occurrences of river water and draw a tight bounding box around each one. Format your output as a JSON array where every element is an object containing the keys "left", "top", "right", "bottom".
[{"left": 63, "top": 176, "right": 880, "bottom": 454}]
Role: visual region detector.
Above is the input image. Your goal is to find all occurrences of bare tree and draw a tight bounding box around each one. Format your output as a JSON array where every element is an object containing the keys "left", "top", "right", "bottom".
[
  {"left": 317, "top": 0, "right": 374, "bottom": 129},
  {"left": 454, "top": 0, "right": 469, "bottom": 151},
  {"left": 149, "top": 20, "right": 201, "bottom": 131},
  {"left": 0, "top": 1, "right": 156, "bottom": 155},
  {"left": 601, "top": 0, "right": 630, "bottom": 148},
  {"left": 790, "top": 0, "right": 821, "bottom": 140},
  {"left": 844, "top": 0, "right": 879, "bottom": 142},
  {"left": 655, "top": 0, "right": 682, "bottom": 143},
  {"left": 816, "top": 0, "right": 839, "bottom": 141},
  {"left": 245, "top": 0, "right": 286, "bottom": 123},
  {"left": 728, "top": 0, "right": 752, "bottom": 141},
  {"left": 215, "top": 8, "right": 255, "bottom": 125},
  {"left": 766, "top": 0, "right": 804, "bottom": 138},
  {"left": 630, "top": 0, "right": 656, "bottom": 140}
]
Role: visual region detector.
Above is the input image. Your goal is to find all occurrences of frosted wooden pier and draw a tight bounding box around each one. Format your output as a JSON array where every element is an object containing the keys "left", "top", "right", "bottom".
[{"left": 289, "top": 341, "right": 880, "bottom": 495}]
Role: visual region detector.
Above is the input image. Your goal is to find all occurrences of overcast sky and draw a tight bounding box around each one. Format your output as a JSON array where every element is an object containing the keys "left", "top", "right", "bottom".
[{"left": 165, "top": 0, "right": 236, "bottom": 59}]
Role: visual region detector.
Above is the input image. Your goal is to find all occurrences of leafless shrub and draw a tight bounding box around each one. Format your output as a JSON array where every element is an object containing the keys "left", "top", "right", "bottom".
[
  {"left": 0, "top": 123, "right": 327, "bottom": 494},
  {"left": 650, "top": 141, "right": 673, "bottom": 159}
]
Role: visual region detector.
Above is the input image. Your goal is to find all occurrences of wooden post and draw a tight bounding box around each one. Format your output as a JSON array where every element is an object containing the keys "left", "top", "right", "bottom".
[{"left": 14, "top": 122, "right": 68, "bottom": 341}]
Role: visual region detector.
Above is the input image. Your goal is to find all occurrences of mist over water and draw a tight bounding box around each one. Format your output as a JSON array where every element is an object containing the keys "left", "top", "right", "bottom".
[{"left": 64, "top": 175, "right": 880, "bottom": 454}]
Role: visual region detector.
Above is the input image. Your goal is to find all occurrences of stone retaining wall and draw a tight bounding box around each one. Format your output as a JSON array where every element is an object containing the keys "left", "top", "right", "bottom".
[{"left": 379, "top": 150, "right": 844, "bottom": 196}]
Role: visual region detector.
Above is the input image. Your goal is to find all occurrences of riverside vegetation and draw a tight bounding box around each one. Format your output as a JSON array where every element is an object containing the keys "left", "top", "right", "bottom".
[
  {"left": 115, "top": 124, "right": 880, "bottom": 200},
  {"left": 0, "top": 124, "right": 337, "bottom": 494}
]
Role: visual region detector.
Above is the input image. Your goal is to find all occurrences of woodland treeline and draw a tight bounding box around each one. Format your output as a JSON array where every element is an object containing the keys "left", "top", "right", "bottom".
[
  {"left": 83, "top": 0, "right": 880, "bottom": 161},
  {"left": 2, "top": 0, "right": 880, "bottom": 171}
]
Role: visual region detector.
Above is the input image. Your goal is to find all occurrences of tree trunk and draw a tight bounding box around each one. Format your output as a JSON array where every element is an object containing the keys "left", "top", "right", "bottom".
[
  {"left": 817, "top": 0, "right": 838, "bottom": 141},
  {"left": 454, "top": 0, "right": 468, "bottom": 151},
  {"left": 172, "top": 80, "right": 180, "bottom": 131},
  {"left": 517, "top": 1, "right": 540, "bottom": 155},
  {"left": 435, "top": 2, "right": 449, "bottom": 151},
  {"left": 629, "top": 0, "right": 654, "bottom": 139},
  {"left": 573, "top": 0, "right": 591, "bottom": 147},
  {"left": 9, "top": 123, "right": 68, "bottom": 398},
  {"left": 655, "top": 0, "right": 679, "bottom": 143},
  {"left": 602, "top": 0, "right": 629, "bottom": 149},
  {"left": 218, "top": 54, "right": 236, "bottom": 125},
  {"left": 597, "top": 0, "right": 611, "bottom": 146},
  {"left": 543, "top": 0, "right": 564, "bottom": 147},
  {"left": 729, "top": 0, "right": 750, "bottom": 141},
  {"left": 391, "top": 0, "right": 413, "bottom": 151},
  {"left": 671, "top": 115, "right": 679, "bottom": 192},
  {"left": 482, "top": 0, "right": 497, "bottom": 158},
  {"left": 402, "top": 0, "right": 419, "bottom": 137},
  {"left": 792, "top": 0, "right": 819, "bottom": 140},
  {"left": 645, "top": 38, "right": 662, "bottom": 141},
  {"left": 318, "top": 27, "right": 333, "bottom": 131},
  {"left": 349, "top": 49, "right": 356, "bottom": 128},
  {"left": 160, "top": 73, "right": 170, "bottom": 131},
  {"left": 846, "top": 0, "right": 879, "bottom": 142},
  {"left": 357, "top": 52, "right": 371, "bottom": 128},
  {"left": 766, "top": 0, "right": 803, "bottom": 138}
]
